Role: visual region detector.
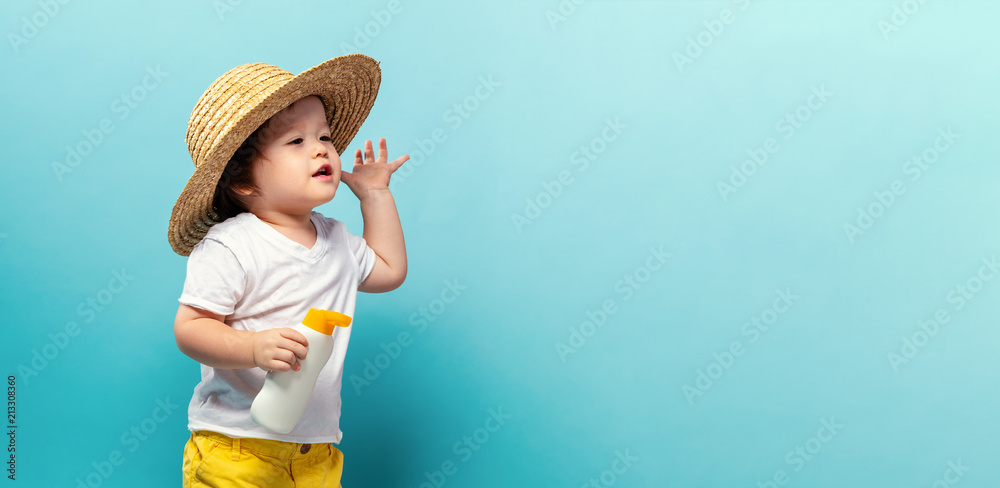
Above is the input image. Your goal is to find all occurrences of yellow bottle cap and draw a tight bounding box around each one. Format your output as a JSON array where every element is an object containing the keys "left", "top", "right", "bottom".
[{"left": 301, "top": 308, "right": 352, "bottom": 335}]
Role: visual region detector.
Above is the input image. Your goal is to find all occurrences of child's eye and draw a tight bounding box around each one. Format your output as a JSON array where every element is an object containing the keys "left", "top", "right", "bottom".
[{"left": 289, "top": 136, "right": 331, "bottom": 144}]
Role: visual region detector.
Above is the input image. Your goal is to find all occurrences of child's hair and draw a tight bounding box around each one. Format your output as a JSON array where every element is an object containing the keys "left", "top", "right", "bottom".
[{"left": 211, "top": 130, "right": 262, "bottom": 222}]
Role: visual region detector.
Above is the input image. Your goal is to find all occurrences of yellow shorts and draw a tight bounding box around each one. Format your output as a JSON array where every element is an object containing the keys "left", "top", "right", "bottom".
[{"left": 182, "top": 430, "right": 344, "bottom": 488}]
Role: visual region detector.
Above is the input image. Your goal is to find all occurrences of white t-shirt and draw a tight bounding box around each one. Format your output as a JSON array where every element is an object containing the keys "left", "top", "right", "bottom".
[{"left": 178, "top": 211, "right": 376, "bottom": 444}]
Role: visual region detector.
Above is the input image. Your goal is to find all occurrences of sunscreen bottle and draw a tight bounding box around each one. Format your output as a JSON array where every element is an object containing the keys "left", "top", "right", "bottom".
[{"left": 251, "top": 308, "right": 352, "bottom": 434}]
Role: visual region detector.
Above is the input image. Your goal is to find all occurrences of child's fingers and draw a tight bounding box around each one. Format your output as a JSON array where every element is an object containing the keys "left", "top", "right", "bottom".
[
  {"left": 364, "top": 139, "right": 375, "bottom": 163},
  {"left": 273, "top": 346, "right": 299, "bottom": 366},
  {"left": 264, "top": 348, "right": 301, "bottom": 372},
  {"left": 278, "top": 328, "right": 309, "bottom": 348},
  {"left": 267, "top": 359, "right": 300, "bottom": 372},
  {"left": 262, "top": 357, "right": 293, "bottom": 372},
  {"left": 278, "top": 329, "right": 309, "bottom": 365},
  {"left": 377, "top": 138, "right": 388, "bottom": 164},
  {"left": 390, "top": 154, "right": 410, "bottom": 171},
  {"left": 280, "top": 339, "right": 308, "bottom": 362}
]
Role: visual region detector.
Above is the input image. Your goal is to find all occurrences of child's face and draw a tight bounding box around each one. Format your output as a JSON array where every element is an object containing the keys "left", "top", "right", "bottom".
[{"left": 244, "top": 95, "right": 340, "bottom": 215}]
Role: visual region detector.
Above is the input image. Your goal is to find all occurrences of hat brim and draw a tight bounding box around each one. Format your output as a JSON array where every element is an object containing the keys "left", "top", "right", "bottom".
[{"left": 168, "top": 54, "right": 381, "bottom": 256}]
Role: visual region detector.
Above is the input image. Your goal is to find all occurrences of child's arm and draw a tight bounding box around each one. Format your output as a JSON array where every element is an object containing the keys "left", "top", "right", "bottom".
[
  {"left": 343, "top": 138, "right": 409, "bottom": 293},
  {"left": 358, "top": 188, "right": 406, "bottom": 293},
  {"left": 174, "top": 304, "right": 309, "bottom": 372}
]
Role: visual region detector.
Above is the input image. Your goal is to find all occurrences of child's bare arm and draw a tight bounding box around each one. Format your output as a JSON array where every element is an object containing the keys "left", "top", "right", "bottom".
[
  {"left": 342, "top": 138, "right": 408, "bottom": 293},
  {"left": 358, "top": 188, "right": 407, "bottom": 293},
  {"left": 174, "top": 304, "right": 309, "bottom": 372}
]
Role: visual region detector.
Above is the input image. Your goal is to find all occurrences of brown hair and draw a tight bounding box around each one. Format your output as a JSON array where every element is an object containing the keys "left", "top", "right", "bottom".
[{"left": 211, "top": 127, "right": 264, "bottom": 222}]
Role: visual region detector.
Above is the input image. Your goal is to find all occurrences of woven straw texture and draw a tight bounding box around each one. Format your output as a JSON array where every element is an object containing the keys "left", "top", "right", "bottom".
[{"left": 168, "top": 54, "right": 381, "bottom": 256}]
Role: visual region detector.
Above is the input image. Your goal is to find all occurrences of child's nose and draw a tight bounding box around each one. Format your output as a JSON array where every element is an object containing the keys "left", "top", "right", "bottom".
[{"left": 312, "top": 138, "right": 329, "bottom": 158}]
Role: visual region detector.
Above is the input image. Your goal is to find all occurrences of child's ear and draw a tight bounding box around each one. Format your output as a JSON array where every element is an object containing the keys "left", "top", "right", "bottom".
[{"left": 233, "top": 184, "right": 254, "bottom": 197}]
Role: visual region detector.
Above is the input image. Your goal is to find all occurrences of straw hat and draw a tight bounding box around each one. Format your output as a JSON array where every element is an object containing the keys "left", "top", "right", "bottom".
[{"left": 168, "top": 54, "right": 381, "bottom": 256}]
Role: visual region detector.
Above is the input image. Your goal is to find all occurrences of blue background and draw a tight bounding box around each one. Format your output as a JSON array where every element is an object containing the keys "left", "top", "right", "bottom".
[{"left": 2, "top": 0, "right": 999, "bottom": 486}]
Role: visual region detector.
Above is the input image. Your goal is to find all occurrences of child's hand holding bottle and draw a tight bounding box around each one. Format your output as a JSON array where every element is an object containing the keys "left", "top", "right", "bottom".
[
  {"left": 250, "top": 328, "right": 310, "bottom": 372},
  {"left": 251, "top": 309, "right": 352, "bottom": 433}
]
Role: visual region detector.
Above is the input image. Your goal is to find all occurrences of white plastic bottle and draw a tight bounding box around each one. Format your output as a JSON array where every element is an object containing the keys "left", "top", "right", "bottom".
[{"left": 251, "top": 308, "right": 352, "bottom": 434}]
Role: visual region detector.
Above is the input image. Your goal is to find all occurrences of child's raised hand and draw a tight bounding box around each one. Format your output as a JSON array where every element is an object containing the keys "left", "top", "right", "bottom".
[
  {"left": 250, "top": 328, "right": 309, "bottom": 372},
  {"left": 340, "top": 138, "right": 409, "bottom": 200}
]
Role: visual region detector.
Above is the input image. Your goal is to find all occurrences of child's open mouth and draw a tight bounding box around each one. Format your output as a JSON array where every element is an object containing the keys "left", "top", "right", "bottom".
[{"left": 312, "top": 164, "right": 333, "bottom": 180}]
